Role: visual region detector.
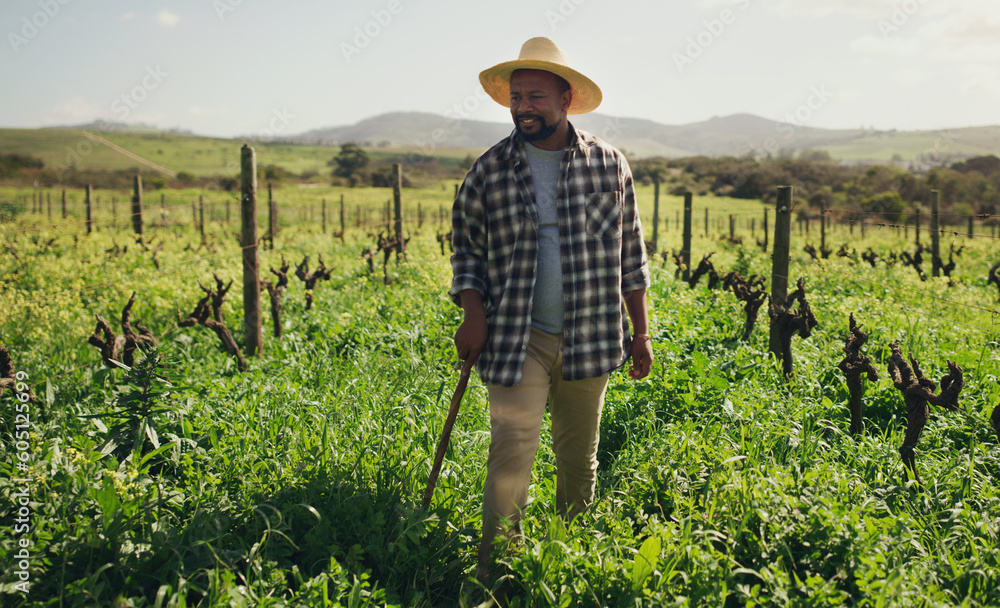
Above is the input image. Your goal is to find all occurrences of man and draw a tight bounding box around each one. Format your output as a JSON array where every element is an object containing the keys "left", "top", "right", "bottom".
[{"left": 449, "top": 37, "right": 653, "bottom": 584}]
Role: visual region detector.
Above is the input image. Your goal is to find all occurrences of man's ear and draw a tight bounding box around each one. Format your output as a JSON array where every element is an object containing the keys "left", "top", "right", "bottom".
[{"left": 561, "top": 88, "right": 573, "bottom": 112}]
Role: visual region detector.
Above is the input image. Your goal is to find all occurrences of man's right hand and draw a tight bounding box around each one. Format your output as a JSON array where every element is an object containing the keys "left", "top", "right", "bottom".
[{"left": 455, "top": 290, "right": 487, "bottom": 362}]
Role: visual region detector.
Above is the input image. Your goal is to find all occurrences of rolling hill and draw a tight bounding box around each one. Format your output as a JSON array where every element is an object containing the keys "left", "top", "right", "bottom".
[
  {"left": 2, "top": 113, "right": 998, "bottom": 179},
  {"left": 289, "top": 111, "right": 1000, "bottom": 162}
]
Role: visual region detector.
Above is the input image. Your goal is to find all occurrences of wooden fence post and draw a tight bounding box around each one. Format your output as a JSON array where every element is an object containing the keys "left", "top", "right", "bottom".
[
  {"left": 85, "top": 185, "right": 94, "bottom": 235},
  {"left": 393, "top": 163, "right": 403, "bottom": 247},
  {"left": 820, "top": 205, "right": 827, "bottom": 253},
  {"left": 241, "top": 144, "right": 263, "bottom": 359},
  {"left": 914, "top": 208, "right": 921, "bottom": 246},
  {"left": 199, "top": 195, "right": 206, "bottom": 242},
  {"left": 682, "top": 192, "right": 693, "bottom": 282},
  {"left": 968, "top": 216, "right": 974, "bottom": 239},
  {"left": 268, "top": 183, "right": 277, "bottom": 247},
  {"left": 132, "top": 175, "right": 144, "bottom": 238},
  {"left": 768, "top": 186, "right": 793, "bottom": 359},
  {"left": 930, "top": 190, "right": 940, "bottom": 277},
  {"left": 61, "top": 189, "right": 67, "bottom": 219},
  {"left": 651, "top": 176, "right": 660, "bottom": 252},
  {"left": 763, "top": 208, "right": 769, "bottom": 250},
  {"left": 704, "top": 208, "right": 709, "bottom": 236}
]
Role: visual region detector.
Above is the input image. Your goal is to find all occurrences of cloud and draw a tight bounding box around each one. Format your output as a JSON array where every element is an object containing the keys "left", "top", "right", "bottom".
[
  {"left": 189, "top": 105, "right": 230, "bottom": 117},
  {"left": 765, "top": 0, "right": 899, "bottom": 20},
  {"left": 922, "top": 1, "right": 1000, "bottom": 39},
  {"left": 42, "top": 97, "right": 104, "bottom": 125},
  {"left": 849, "top": 34, "right": 919, "bottom": 56},
  {"left": 892, "top": 68, "right": 925, "bottom": 85},
  {"left": 961, "top": 64, "right": 1000, "bottom": 97},
  {"left": 156, "top": 9, "right": 181, "bottom": 27},
  {"left": 120, "top": 11, "right": 140, "bottom": 21}
]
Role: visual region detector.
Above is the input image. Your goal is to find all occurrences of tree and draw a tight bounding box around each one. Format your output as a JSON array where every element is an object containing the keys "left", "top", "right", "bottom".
[
  {"left": 262, "top": 164, "right": 292, "bottom": 183},
  {"left": 329, "top": 143, "right": 369, "bottom": 179},
  {"left": 951, "top": 155, "right": 1000, "bottom": 177},
  {"left": 862, "top": 191, "right": 905, "bottom": 220}
]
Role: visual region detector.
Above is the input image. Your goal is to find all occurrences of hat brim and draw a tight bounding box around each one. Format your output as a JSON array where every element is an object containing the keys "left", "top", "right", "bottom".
[{"left": 479, "top": 59, "right": 602, "bottom": 115}]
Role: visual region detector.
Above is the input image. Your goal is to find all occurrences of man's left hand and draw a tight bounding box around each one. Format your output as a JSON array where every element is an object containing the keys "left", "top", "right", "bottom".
[{"left": 629, "top": 336, "right": 653, "bottom": 379}]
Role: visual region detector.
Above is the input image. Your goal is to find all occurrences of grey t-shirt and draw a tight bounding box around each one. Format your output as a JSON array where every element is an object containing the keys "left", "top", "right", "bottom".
[{"left": 524, "top": 142, "right": 564, "bottom": 333}]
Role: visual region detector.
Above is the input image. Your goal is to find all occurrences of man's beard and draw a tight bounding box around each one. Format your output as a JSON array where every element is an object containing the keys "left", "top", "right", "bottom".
[{"left": 515, "top": 114, "right": 560, "bottom": 142}]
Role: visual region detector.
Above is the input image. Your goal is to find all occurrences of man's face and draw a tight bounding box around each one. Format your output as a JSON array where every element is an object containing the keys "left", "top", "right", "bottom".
[{"left": 509, "top": 69, "right": 571, "bottom": 144}]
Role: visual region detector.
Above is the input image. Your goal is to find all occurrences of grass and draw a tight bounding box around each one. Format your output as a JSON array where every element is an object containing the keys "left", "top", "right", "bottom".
[
  {"left": 0, "top": 129, "right": 481, "bottom": 179},
  {"left": 0, "top": 184, "right": 998, "bottom": 606}
]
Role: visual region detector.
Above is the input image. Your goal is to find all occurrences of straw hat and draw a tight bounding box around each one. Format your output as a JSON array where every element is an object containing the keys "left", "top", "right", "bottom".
[{"left": 479, "top": 37, "right": 602, "bottom": 115}]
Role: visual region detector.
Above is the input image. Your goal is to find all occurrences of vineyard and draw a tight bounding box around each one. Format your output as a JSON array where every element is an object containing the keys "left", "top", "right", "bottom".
[{"left": 1, "top": 165, "right": 999, "bottom": 607}]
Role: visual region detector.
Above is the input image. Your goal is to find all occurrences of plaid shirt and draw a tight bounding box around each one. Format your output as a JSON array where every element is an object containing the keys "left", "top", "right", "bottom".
[{"left": 450, "top": 125, "right": 650, "bottom": 387}]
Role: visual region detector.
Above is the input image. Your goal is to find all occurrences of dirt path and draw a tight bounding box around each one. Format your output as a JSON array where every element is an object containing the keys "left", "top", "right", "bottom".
[{"left": 78, "top": 131, "right": 177, "bottom": 177}]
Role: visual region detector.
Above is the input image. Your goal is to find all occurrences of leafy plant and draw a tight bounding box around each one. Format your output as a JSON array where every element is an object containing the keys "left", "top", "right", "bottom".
[{"left": 89, "top": 346, "right": 182, "bottom": 460}]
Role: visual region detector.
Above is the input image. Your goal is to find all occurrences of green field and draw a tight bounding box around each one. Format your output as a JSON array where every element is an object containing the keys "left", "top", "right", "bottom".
[
  {"left": 0, "top": 129, "right": 482, "bottom": 180},
  {"left": 821, "top": 126, "right": 1000, "bottom": 163},
  {"left": 0, "top": 183, "right": 999, "bottom": 606}
]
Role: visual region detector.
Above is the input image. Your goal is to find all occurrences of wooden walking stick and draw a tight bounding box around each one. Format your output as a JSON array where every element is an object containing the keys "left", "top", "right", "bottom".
[{"left": 423, "top": 356, "right": 477, "bottom": 508}]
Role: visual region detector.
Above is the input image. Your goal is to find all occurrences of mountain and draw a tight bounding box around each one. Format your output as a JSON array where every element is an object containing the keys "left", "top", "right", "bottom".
[
  {"left": 9, "top": 113, "right": 1000, "bottom": 170},
  {"left": 42, "top": 120, "right": 195, "bottom": 136},
  {"left": 290, "top": 112, "right": 510, "bottom": 149},
  {"left": 287, "top": 111, "right": 881, "bottom": 159}
]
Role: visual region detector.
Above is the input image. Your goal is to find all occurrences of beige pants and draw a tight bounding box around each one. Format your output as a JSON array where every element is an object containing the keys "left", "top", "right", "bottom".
[{"left": 478, "top": 326, "right": 610, "bottom": 574}]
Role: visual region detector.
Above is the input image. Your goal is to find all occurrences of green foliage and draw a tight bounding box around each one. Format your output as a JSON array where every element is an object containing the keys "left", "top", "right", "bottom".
[
  {"left": 88, "top": 347, "right": 183, "bottom": 460},
  {"left": 863, "top": 191, "right": 905, "bottom": 220},
  {"left": 951, "top": 155, "right": 1000, "bottom": 177},
  {"left": 0, "top": 185, "right": 998, "bottom": 607},
  {"left": 174, "top": 171, "right": 197, "bottom": 186},
  {"left": 330, "top": 143, "right": 370, "bottom": 181},
  {"left": 0, "top": 152, "right": 44, "bottom": 177},
  {"left": 261, "top": 164, "right": 293, "bottom": 184}
]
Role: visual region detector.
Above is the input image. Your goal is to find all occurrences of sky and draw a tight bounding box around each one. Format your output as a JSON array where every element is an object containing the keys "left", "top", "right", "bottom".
[{"left": 1, "top": 0, "right": 998, "bottom": 139}]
